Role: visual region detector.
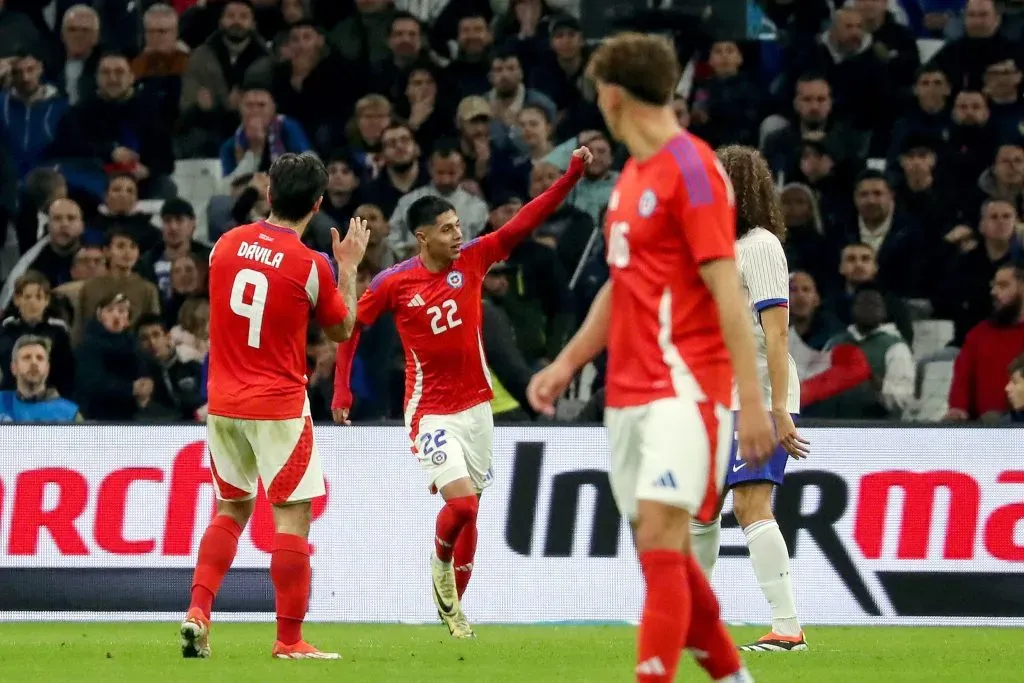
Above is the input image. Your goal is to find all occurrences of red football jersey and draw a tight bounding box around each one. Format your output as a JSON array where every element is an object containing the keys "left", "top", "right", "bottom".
[
  {"left": 603, "top": 132, "right": 736, "bottom": 409},
  {"left": 333, "top": 157, "right": 586, "bottom": 432},
  {"left": 207, "top": 220, "right": 348, "bottom": 420}
]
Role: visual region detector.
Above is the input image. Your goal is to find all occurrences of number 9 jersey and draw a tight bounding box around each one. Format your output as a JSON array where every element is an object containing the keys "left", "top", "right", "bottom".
[{"left": 207, "top": 220, "right": 348, "bottom": 420}]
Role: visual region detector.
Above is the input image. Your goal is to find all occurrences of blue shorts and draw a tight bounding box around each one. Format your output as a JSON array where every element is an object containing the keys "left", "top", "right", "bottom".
[{"left": 724, "top": 412, "right": 794, "bottom": 488}]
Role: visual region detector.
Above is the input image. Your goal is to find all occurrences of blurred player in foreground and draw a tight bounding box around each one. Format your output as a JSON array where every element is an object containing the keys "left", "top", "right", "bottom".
[
  {"left": 528, "top": 33, "right": 776, "bottom": 683},
  {"left": 332, "top": 148, "right": 592, "bottom": 638},
  {"left": 689, "top": 145, "right": 810, "bottom": 652},
  {"left": 181, "top": 152, "right": 370, "bottom": 660}
]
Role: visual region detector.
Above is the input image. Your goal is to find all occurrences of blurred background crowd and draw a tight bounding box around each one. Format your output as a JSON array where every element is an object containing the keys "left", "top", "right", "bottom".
[{"left": 0, "top": 0, "right": 1022, "bottom": 425}]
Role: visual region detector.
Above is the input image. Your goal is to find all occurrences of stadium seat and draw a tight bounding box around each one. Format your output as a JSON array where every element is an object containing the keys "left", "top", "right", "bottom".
[
  {"left": 172, "top": 159, "right": 223, "bottom": 243},
  {"left": 911, "top": 319, "right": 955, "bottom": 361},
  {"left": 905, "top": 357, "right": 956, "bottom": 422}
]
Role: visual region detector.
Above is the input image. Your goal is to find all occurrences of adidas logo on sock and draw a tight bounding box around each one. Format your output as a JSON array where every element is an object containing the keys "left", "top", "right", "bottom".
[
  {"left": 636, "top": 657, "right": 666, "bottom": 675},
  {"left": 652, "top": 470, "right": 678, "bottom": 489}
]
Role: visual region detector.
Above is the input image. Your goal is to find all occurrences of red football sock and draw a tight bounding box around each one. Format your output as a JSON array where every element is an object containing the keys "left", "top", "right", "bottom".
[
  {"left": 270, "top": 533, "right": 311, "bottom": 646},
  {"left": 434, "top": 496, "right": 478, "bottom": 563},
  {"left": 684, "top": 554, "right": 742, "bottom": 679},
  {"left": 189, "top": 515, "right": 242, "bottom": 619},
  {"left": 636, "top": 550, "right": 690, "bottom": 682},
  {"left": 453, "top": 522, "right": 478, "bottom": 599}
]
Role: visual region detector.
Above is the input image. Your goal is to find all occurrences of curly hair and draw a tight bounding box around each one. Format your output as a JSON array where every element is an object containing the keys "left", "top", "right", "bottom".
[{"left": 716, "top": 145, "right": 786, "bottom": 242}]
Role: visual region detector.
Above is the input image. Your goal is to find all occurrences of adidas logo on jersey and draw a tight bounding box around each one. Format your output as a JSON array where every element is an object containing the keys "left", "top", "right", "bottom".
[
  {"left": 652, "top": 471, "right": 677, "bottom": 489},
  {"left": 407, "top": 294, "right": 426, "bottom": 307}
]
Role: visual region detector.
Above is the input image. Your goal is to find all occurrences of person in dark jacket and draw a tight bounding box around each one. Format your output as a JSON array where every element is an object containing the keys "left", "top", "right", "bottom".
[
  {"left": 481, "top": 298, "right": 536, "bottom": 421},
  {"left": 687, "top": 40, "right": 762, "bottom": 149},
  {"left": 0, "top": 51, "right": 69, "bottom": 180},
  {"left": 137, "top": 313, "right": 204, "bottom": 421},
  {"left": 75, "top": 292, "right": 153, "bottom": 421},
  {"left": 0, "top": 271, "right": 75, "bottom": 398},
  {"left": 51, "top": 52, "right": 175, "bottom": 200}
]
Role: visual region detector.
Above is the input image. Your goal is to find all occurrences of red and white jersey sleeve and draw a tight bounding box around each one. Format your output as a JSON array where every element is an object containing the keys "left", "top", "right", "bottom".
[
  {"left": 603, "top": 131, "right": 735, "bottom": 409},
  {"left": 207, "top": 220, "right": 347, "bottom": 420}
]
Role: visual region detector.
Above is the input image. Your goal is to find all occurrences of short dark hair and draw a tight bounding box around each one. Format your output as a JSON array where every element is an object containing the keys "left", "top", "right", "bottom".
[
  {"left": 268, "top": 152, "right": 328, "bottom": 222},
  {"left": 492, "top": 46, "right": 520, "bottom": 64},
  {"left": 854, "top": 169, "right": 889, "bottom": 190},
  {"left": 391, "top": 10, "right": 421, "bottom": 31},
  {"left": 98, "top": 51, "right": 130, "bottom": 66},
  {"left": 797, "top": 71, "right": 829, "bottom": 87},
  {"left": 107, "top": 172, "right": 137, "bottom": 189},
  {"left": 1009, "top": 352, "right": 1024, "bottom": 378},
  {"left": 106, "top": 226, "right": 139, "bottom": 247},
  {"left": 14, "top": 270, "right": 51, "bottom": 297},
  {"left": 430, "top": 141, "right": 462, "bottom": 163},
  {"left": 288, "top": 19, "right": 321, "bottom": 34},
  {"left": 407, "top": 195, "right": 455, "bottom": 234},
  {"left": 996, "top": 261, "right": 1024, "bottom": 282},
  {"left": 136, "top": 313, "right": 165, "bottom": 331},
  {"left": 381, "top": 121, "right": 415, "bottom": 143}
]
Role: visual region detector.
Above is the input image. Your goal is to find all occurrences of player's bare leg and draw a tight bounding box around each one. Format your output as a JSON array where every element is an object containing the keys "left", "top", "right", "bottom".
[
  {"left": 182, "top": 498, "right": 255, "bottom": 658},
  {"left": 432, "top": 477, "right": 478, "bottom": 638},
  {"left": 732, "top": 482, "right": 805, "bottom": 652},
  {"left": 270, "top": 501, "right": 339, "bottom": 659}
]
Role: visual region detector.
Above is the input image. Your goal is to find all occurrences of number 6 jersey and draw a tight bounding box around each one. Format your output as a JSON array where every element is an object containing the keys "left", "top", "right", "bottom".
[
  {"left": 207, "top": 220, "right": 348, "bottom": 420},
  {"left": 603, "top": 132, "right": 737, "bottom": 410}
]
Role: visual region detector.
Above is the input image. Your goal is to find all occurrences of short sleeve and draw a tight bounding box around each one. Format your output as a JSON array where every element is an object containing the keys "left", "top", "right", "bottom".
[
  {"left": 310, "top": 252, "right": 348, "bottom": 328},
  {"left": 665, "top": 138, "right": 736, "bottom": 265},
  {"left": 743, "top": 237, "right": 790, "bottom": 312}
]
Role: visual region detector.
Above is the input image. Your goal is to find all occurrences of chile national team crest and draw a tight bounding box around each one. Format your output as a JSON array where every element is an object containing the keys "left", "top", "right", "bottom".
[
  {"left": 447, "top": 271, "right": 464, "bottom": 289},
  {"left": 638, "top": 189, "right": 657, "bottom": 217}
]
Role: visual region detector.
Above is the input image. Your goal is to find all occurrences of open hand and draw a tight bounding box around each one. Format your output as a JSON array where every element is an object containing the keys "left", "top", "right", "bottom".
[
  {"left": 332, "top": 217, "right": 370, "bottom": 269},
  {"left": 773, "top": 409, "right": 810, "bottom": 459}
]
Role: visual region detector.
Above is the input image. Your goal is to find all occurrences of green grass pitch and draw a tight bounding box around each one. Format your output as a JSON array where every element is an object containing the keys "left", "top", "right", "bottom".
[{"left": 1, "top": 623, "right": 1020, "bottom": 682}]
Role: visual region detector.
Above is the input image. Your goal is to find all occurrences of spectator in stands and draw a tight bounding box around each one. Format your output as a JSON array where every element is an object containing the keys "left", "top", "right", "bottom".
[
  {"left": 939, "top": 199, "right": 1022, "bottom": 343},
  {"left": 132, "top": 4, "right": 190, "bottom": 125},
  {"left": 853, "top": 0, "right": 920, "bottom": 92},
  {"left": 344, "top": 94, "right": 392, "bottom": 174},
  {"left": 893, "top": 133, "right": 956, "bottom": 256},
  {"left": 845, "top": 170, "right": 923, "bottom": 297},
  {"left": 396, "top": 63, "right": 455, "bottom": 154},
  {"left": 762, "top": 74, "right": 865, "bottom": 179},
  {"left": 0, "top": 50, "right": 69, "bottom": 180},
  {"left": 1006, "top": 352, "right": 1024, "bottom": 421},
  {"left": 320, "top": 150, "right": 365, "bottom": 228},
  {"left": 0, "top": 271, "right": 75, "bottom": 398},
  {"left": 931, "top": 0, "right": 1018, "bottom": 91},
  {"left": 370, "top": 11, "right": 438, "bottom": 101},
  {"left": 353, "top": 203, "right": 397, "bottom": 272},
  {"left": 520, "top": 162, "right": 593, "bottom": 278},
  {"left": 454, "top": 95, "right": 512, "bottom": 192},
  {"left": 887, "top": 66, "right": 952, "bottom": 169},
  {"left": 0, "top": 1, "right": 41, "bottom": 60},
  {"left": 0, "top": 335, "right": 81, "bottom": 422},
  {"left": 137, "top": 313, "right": 204, "bottom": 420},
  {"left": 492, "top": 0, "right": 554, "bottom": 74},
  {"left": 53, "top": 245, "right": 106, "bottom": 341},
  {"left": 947, "top": 262, "right": 1024, "bottom": 420},
  {"left": 822, "top": 284, "right": 916, "bottom": 418},
  {"left": 178, "top": 0, "right": 272, "bottom": 158},
  {"left": 560, "top": 130, "right": 616, "bottom": 227},
  {"left": 388, "top": 144, "right": 488, "bottom": 257},
  {"left": 529, "top": 14, "right": 589, "bottom": 115},
  {"left": 1, "top": 198, "right": 86, "bottom": 310},
  {"left": 170, "top": 295, "right": 208, "bottom": 362},
  {"left": 80, "top": 228, "right": 160, "bottom": 329},
  {"left": 270, "top": 20, "right": 364, "bottom": 150},
  {"left": 91, "top": 174, "right": 161, "bottom": 253},
  {"left": 792, "top": 7, "right": 892, "bottom": 137},
  {"left": 482, "top": 295, "right": 538, "bottom": 422},
  {"left": 54, "top": 4, "right": 101, "bottom": 106},
  {"left": 971, "top": 141, "right": 1024, "bottom": 220},
  {"left": 137, "top": 198, "right": 210, "bottom": 303},
  {"left": 52, "top": 52, "right": 176, "bottom": 201},
  {"left": 305, "top": 323, "right": 336, "bottom": 421},
  {"left": 780, "top": 183, "right": 838, "bottom": 292},
  {"left": 796, "top": 138, "right": 856, "bottom": 235},
  {"left": 830, "top": 242, "right": 915, "bottom": 342},
  {"left": 220, "top": 86, "right": 311, "bottom": 181},
  {"left": 75, "top": 292, "right": 153, "bottom": 421},
  {"left": 688, "top": 40, "right": 761, "bottom": 149},
  {"left": 164, "top": 253, "right": 207, "bottom": 330},
  {"left": 948, "top": 89, "right": 1001, "bottom": 192},
  {"left": 12, "top": 167, "right": 68, "bottom": 256},
  {"left": 790, "top": 270, "right": 845, "bottom": 352},
  {"left": 364, "top": 122, "right": 428, "bottom": 217},
  {"left": 329, "top": 0, "right": 395, "bottom": 66},
  {"left": 444, "top": 11, "right": 494, "bottom": 100},
  {"left": 487, "top": 48, "right": 556, "bottom": 148},
  {"left": 982, "top": 52, "right": 1024, "bottom": 139}
]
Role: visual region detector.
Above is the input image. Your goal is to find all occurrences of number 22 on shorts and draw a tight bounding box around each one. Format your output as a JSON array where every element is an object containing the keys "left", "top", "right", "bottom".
[
  {"left": 419, "top": 428, "right": 448, "bottom": 455},
  {"left": 230, "top": 268, "right": 269, "bottom": 348}
]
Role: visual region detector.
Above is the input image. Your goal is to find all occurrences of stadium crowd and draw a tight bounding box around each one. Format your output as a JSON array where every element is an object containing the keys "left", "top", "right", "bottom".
[{"left": 0, "top": 0, "right": 1022, "bottom": 424}]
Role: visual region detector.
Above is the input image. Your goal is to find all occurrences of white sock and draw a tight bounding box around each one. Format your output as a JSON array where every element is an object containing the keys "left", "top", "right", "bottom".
[
  {"left": 743, "top": 518, "right": 801, "bottom": 637},
  {"left": 689, "top": 517, "right": 721, "bottom": 578},
  {"left": 715, "top": 667, "right": 754, "bottom": 683}
]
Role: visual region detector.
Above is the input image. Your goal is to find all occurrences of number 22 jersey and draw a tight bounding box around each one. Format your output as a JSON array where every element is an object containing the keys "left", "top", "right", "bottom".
[{"left": 207, "top": 220, "right": 348, "bottom": 420}]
